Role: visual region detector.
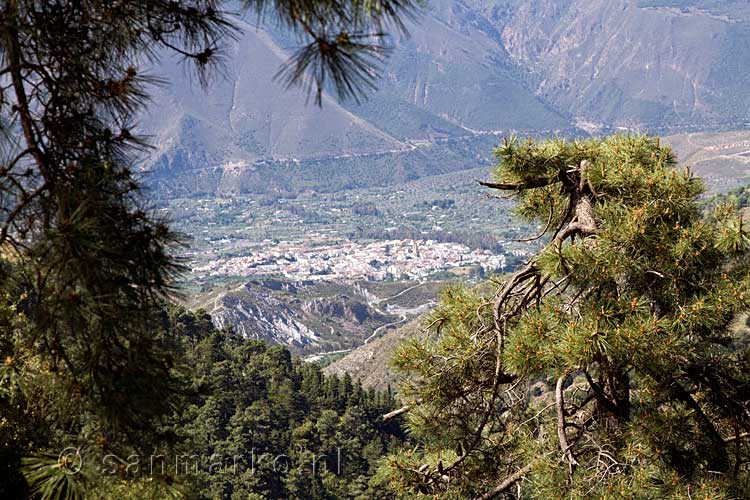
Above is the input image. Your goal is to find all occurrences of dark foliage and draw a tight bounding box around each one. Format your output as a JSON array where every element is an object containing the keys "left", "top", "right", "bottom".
[{"left": 0, "top": 1, "right": 417, "bottom": 498}]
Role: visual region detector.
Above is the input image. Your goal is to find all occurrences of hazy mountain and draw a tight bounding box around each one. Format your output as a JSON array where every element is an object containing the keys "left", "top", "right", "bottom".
[
  {"left": 476, "top": 0, "right": 750, "bottom": 131},
  {"left": 140, "top": 21, "right": 408, "bottom": 179},
  {"left": 142, "top": 0, "right": 750, "bottom": 196}
]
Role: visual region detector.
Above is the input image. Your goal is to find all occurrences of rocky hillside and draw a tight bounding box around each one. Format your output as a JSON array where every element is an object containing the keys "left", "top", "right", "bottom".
[
  {"left": 202, "top": 280, "right": 387, "bottom": 354},
  {"left": 142, "top": 0, "right": 750, "bottom": 197},
  {"left": 194, "top": 279, "right": 442, "bottom": 355},
  {"left": 324, "top": 319, "right": 426, "bottom": 391},
  {"left": 476, "top": 0, "right": 750, "bottom": 131}
]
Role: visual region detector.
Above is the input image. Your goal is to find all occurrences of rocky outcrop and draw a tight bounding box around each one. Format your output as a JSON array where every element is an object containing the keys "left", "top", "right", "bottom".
[
  {"left": 302, "top": 296, "right": 387, "bottom": 324},
  {"left": 208, "top": 280, "right": 401, "bottom": 355},
  {"left": 211, "top": 290, "right": 319, "bottom": 347}
]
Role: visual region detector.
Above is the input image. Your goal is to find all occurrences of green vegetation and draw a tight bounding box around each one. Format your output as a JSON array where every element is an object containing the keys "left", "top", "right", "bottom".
[
  {"left": 380, "top": 135, "right": 750, "bottom": 498},
  {"left": 3, "top": 0, "right": 750, "bottom": 498},
  {"left": 0, "top": 1, "right": 417, "bottom": 499},
  {"left": 2, "top": 305, "right": 405, "bottom": 499},
  {"left": 172, "top": 311, "right": 404, "bottom": 499},
  {"left": 721, "top": 184, "right": 750, "bottom": 210}
]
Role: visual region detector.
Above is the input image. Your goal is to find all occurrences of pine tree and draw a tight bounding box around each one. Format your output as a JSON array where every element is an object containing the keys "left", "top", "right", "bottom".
[
  {"left": 0, "top": 1, "right": 418, "bottom": 498},
  {"left": 384, "top": 135, "right": 750, "bottom": 499}
]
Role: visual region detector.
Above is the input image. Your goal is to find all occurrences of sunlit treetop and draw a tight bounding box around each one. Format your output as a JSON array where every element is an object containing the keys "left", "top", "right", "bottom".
[{"left": 385, "top": 134, "right": 750, "bottom": 499}]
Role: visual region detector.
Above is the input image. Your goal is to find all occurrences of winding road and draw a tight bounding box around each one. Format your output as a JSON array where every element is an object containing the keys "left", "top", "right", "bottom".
[{"left": 303, "top": 281, "right": 434, "bottom": 362}]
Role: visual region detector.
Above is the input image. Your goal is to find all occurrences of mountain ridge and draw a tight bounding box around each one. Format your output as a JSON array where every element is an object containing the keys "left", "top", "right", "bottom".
[{"left": 142, "top": 0, "right": 750, "bottom": 198}]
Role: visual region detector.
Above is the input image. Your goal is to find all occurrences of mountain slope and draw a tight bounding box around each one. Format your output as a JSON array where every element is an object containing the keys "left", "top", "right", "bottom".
[
  {"left": 199, "top": 279, "right": 394, "bottom": 354},
  {"left": 324, "top": 319, "right": 425, "bottom": 391},
  {"left": 141, "top": 19, "right": 409, "bottom": 181},
  {"left": 142, "top": 0, "right": 750, "bottom": 197},
  {"left": 140, "top": 3, "right": 576, "bottom": 196},
  {"left": 473, "top": 0, "right": 750, "bottom": 130},
  {"left": 340, "top": 0, "right": 573, "bottom": 138}
]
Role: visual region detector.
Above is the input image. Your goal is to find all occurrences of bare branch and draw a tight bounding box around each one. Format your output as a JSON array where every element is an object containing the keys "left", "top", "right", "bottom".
[
  {"left": 475, "top": 464, "right": 532, "bottom": 500},
  {"left": 383, "top": 405, "right": 411, "bottom": 422},
  {"left": 478, "top": 178, "right": 557, "bottom": 191},
  {"left": 724, "top": 432, "right": 750, "bottom": 443},
  {"left": 556, "top": 374, "right": 579, "bottom": 466}
]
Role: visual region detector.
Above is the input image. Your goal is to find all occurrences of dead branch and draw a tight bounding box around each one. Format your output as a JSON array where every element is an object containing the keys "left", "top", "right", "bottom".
[
  {"left": 477, "top": 177, "right": 557, "bottom": 191},
  {"left": 556, "top": 374, "right": 579, "bottom": 466},
  {"left": 475, "top": 464, "right": 533, "bottom": 500},
  {"left": 383, "top": 397, "right": 424, "bottom": 422},
  {"left": 383, "top": 405, "right": 411, "bottom": 422},
  {"left": 724, "top": 432, "right": 750, "bottom": 443}
]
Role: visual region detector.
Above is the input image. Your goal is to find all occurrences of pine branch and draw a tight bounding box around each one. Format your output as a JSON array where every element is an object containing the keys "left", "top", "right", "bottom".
[{"left": 3, "top": 5, "right": 49, "bottom": 181}]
